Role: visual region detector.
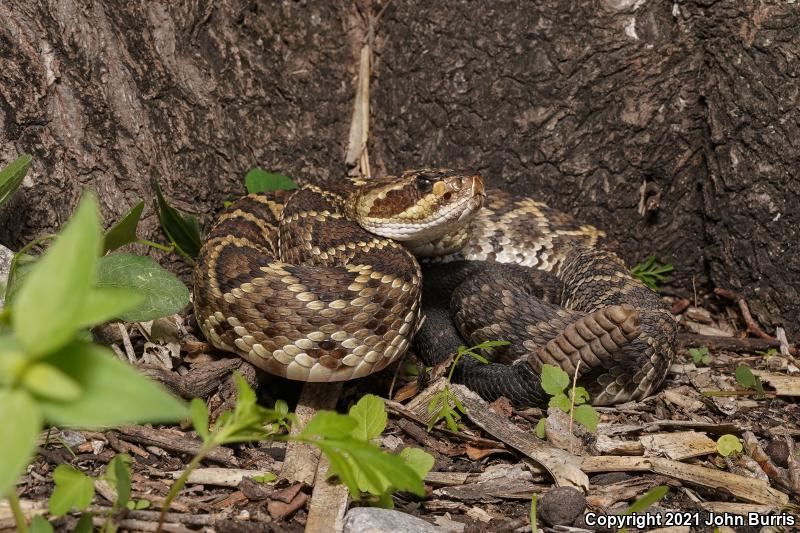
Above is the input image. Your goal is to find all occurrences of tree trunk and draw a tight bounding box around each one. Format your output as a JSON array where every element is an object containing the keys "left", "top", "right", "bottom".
[{"left": 0, "top": 0, "right": 797, "bottom": 336}]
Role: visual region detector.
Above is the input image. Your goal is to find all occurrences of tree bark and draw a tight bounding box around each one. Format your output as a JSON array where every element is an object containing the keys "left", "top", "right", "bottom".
[{"left": 0, "top": 0, "right": 797, "bottom": 336}]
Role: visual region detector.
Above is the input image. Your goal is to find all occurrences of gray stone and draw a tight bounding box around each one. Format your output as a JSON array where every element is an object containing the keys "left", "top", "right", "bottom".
[
  {"left": 0, "top": 244, "right": 14, "bottom": 308},
  {"left": 538, "top": 486, "right": 587, "bottom": 527},
  {"left": 344, "top": 507, "right": 442, "bottom": 533}
]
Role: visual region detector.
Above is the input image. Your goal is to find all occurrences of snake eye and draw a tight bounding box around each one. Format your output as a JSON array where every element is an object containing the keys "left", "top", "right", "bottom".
[{"left": 415, "top": 177, "right": 434, "bottom": 193}]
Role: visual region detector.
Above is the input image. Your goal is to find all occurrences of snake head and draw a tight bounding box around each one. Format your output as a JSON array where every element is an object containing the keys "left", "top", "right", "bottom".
[{"left": 350, "top": 168, "right": 485, "bottom": 242}]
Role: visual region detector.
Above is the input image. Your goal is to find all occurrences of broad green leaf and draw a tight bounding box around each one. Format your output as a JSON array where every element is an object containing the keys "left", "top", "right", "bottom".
[
  {"left": 572, "top": 404, "right": 599, "bottom": 432},
  {"left": 343, "top": 438, "right": 425, "bottom": 496},
  {"left": 75, "top": 287, "right": 144, "bottom": 329},
  {"left": 37, "top": 341, "right": 187, "bottom": 427},
  {"left": 152, "top": 180, "right": 201, "bottom": 260},
  {"left": 548, "top": 392, "right": 571, "bottom": 413},
  {"left": 0, "top": 389, "right": 42, "bottom": 496},
  {"left": 96, "top": 253, "right": 189, "bottom": 322},
  {"left": 572, "top": 387, "right": 590, "bottom": 405},
  {"left": 49, "top": 464, "right": 95, "bottom": 516},
  {"left": 244, "top": 168, "right": 298, "bottom": 193},
  {"left": 190, "top": 398, "right": 210, "bottom": 441},
  {"left": 13, "top": 192, "right": 101, "bottom": 357},
  {"left": 73, "top": 514, "right": 93, "bottom": 533},
  {"left": 22, "top": 362, "right": 82, "bottom": 401},
  {"left": 399, "top": 447, "right": 434, "bottom": 480},
  {"left": 251, "top": 472, "right": 277, "bottom": 484},
  {"left": 348, "top": 394, "right": 387, "bottom": 441},
  {"left": 735, "top": 365, "right": 755, "bottom": 387},
  {"left": 535, "top": 418, "right": 546, "bottom": 439},
  {"left": 716, "top": 434, "right": 743, "bottom": 457},
  {"left": 0, "top": 335, "right": 28, "bottom": 387},
  {"left": 316, "top": 441, "right": 360, "bottom": 496},
  {"left": 103, "top": 200, "right": 144, "bottom": 253},
  {"left": 30, "top": 516, "right": 54, "bottom": 533},
  {"left": 622, "top": 485, "right": 669, "bottom": 515},
  {"left": 300, "top": 411, "right": 358, "bottom": 439},
  {"left": 0, "top": 154, "right": 32, "bottom": 208},
  {"left": 107, "top": 454, "right": 132, "bottom": 509},
  {"left": 540, "top": 364, "right": 569, "bottom": 396}
]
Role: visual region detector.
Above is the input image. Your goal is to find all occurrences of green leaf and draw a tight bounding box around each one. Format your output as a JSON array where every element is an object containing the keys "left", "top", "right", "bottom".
[
  {"left": 622, "top": 485, "right": 669, "bottom": 515},
  {"left": 13, "top": 192, "right": 101, "bottom": 357},
  {"left": 75, "top": 287, "right": 145, "bottom": 328},
  {"left": 0, "top": 389, "right": 42, "bottom": 496},
  {"left": 244, "top": 168, "right": 298, "bottom": 193},
  {"left": 630, "top": 255, "right": 674, "bottom": 291},
  {"left": 548, "top": 392, "right": 571, "bottom": 413},
  {"left": 572, "top": 404, "right": 599, "bottom": 432},
  {"left": 689, "top": 347, "right": 711, "bottom": 366},
  {"left": 348, "top": 394, "right": 387, "bottom": 441},
  {"left": 37, "top": 341, "right": 187, "bottom": 427},
  {"left": 535, "top": 418, "right": 546, "bottom": 439},
  {"left": 29, "top": 516, "right": 54, "bottom": 533},
  {"left": 716, "top": 434, "right": 743, "bottom": 457},
  {"left": 540, "top": 364, "right": 569, "bottom": 396},
  {"left": 152, "top": 180, "right": 201, "bottom": 260},
  {"left": 96, "top": 253, "right": 189, "bottom": 322},
  {"left": 0, "top": 154, "right": 32, "bottom": 208},
  {"left": 190, "top": 398, "right": 210, "bottom": 441},
  {"left": 530, "top": 494, "right": 538, "bottom": 533},
  {"left": 300, "top": 411, "right": 358, "bottom": 439},
  {"left": 22, "top": 362, "right": 82, "bottom": 401},
  {"left": 735, "top": 365, "right": 755, "bottom": 387},
  {"left": 572, "top": 387, "right": 590, "bottom": 405},
  {"left": 399, "top": 447, "right": 435, "bottom": 480},
  {"left": 251, "top": 472, "right": 277, "bottom": 484},
  {"left": 73, "top": 514, "right": 94, "bottom": 533},
  {"left": 106, "top": 454, "right": 132, "bottom": 509},
  {"left": 103, "top": 200, "right": 145, "bottom": 253},
  {"left": 49, "top": 464, "right": 95, "bottom": 517}
]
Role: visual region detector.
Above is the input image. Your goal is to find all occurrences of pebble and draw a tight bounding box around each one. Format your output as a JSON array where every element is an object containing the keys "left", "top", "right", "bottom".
[
  {"left": 537, "top": 486, "right": 587, "bottom": 526},
  {"left": 344, "top": 507, "right": 442, "bottom": 533}
]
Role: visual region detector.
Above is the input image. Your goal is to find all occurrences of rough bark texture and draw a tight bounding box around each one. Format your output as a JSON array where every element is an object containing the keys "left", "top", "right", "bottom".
[{"left": 0, "top": 1, "right": 797, "bottom": 335}]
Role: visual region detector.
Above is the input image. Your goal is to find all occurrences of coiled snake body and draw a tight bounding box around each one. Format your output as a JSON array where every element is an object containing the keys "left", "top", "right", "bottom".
[{"left": 194, "top": 170, "right": 676, "bottom": 406}]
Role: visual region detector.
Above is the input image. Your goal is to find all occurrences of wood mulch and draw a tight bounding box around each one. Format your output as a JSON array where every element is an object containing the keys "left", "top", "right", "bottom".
[{"left": 4, "top": 288, "right": 799, "bottom": 533}]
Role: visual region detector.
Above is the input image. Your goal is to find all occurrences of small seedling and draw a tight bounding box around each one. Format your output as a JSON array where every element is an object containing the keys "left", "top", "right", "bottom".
[
  {"left": 689, "top": 347, "right": 712, "bottom": 366},
  {"left": 735, "top": 365, "right": 765, "bottom": 399},
  {"left": 152, "top": 180, "right": 202, "bottom": 264},
  {"left": 530, "top": 493, "right": 539, "bottom": 533},
  {"left": 619, "top": 485, "right": 669, "bottom": 532},
  {"left": 538, "top": 364, "right": 599, "bottom": 433},
  {"left": 756, "top": 348, "right": 779, "bottom": 358},
  {"left": 716, "top": 434, "right": 743, "bottom": 457},
  {"left": 631, "top": 255, "right": 674, "bottom": 291},
  {"left": 426, "top": 340, "right": 510, "bottom": 432}
]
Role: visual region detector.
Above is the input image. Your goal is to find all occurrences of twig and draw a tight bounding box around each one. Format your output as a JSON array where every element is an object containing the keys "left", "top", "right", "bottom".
[
  {"left": 714, "top": 288, "right": 774, "bottom": 340},
  {"left": 678, "top": 332, "right": 796, "bottom": 355}
]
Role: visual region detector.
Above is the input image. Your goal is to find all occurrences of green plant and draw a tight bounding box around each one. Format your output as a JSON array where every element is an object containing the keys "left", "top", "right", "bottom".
[
  {"left": 427, "top": 340, "right": 510, "bottom": 432},
  {"left": 689, "top": 347, "right": 711, "bottom": 366},
  {"left": 536, "top": 364, "right": 599, "bottom": 434},
  {"left": 244, "top": 168, "right": 297, "bottom": 194},
  {"left": 152, "top": 180, "right": 202, "bottom": 264},
  {"left": 735, "top": 364, "right": 765, "bottom": 399},
  {"left": 530, "top": 493, "right": 538, "bottom": 533},
  {"left": 0, "top": 192, "right": 187, "bottom": 533},
  {"left": 756, "top": 348, "right": 779, "bottom": 358},
  {"left": 619, "top": 485, "right": 669, "bottom": 532},
  {"left": 630, "top": 255, "right": 674, "bottom": 291},
  {"left": 716, "top": 434, "right": 743, "bottom": 457},
  {"left": 160, "top": 377, "right": 432, "bottom": 529},
  {"left": 0, "top": 154, "right": 32, "bottom": 209}
]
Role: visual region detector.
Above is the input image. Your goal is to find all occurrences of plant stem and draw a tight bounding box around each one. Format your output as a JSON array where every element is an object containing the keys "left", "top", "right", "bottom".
[
  {"left": 7, "top": 490, "right": 29, "bottom": 533},
  {"left": 156, "top": 439, "right": 217, "bottom": 532},
  {"left": 135, "top": 238, "right": 174, "bottom": 254}
]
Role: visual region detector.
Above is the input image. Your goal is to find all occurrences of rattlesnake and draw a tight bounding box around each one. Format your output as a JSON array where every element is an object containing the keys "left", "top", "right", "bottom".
[{"left": 193, "top": 170, "right": 676, "bottom": 405}]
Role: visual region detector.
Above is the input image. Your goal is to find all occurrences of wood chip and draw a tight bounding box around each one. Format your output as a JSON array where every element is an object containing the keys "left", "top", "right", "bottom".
[
  {"left": 581, "top": 456, "right": 788, "bottom": 505},
  {"left": 640, "top": 431, "right": 718, "bottom": 460},
  {"left": 169, "top": 467, "right": 277, "bottom": 488},
  {"left": 752, "top": 371, "right": 800, "bottom": 396}
]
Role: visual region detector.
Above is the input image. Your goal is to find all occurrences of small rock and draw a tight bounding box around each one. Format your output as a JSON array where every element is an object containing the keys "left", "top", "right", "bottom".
[
  {"left": 537, "top": 486, "right": 587, "bottom": 526},
  {"left": 765, "top": 439, "right": 790, "bottom": 468},
  {"left": 344, "top": 507, "right": 442, "bottom": 533},
  {"left": 685, "top": 306, "right": 712, "bottom": 324}
]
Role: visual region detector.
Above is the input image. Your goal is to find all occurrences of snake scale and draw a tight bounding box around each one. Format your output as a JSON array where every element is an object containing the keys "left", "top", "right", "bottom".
[{"left": 194, "top": 169, "right": 677, "bottom": 406}]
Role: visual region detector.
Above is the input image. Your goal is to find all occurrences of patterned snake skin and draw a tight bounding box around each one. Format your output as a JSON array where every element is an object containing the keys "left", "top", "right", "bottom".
[{"left": 194, "top": 170, "right": 677, "bottom": 406}]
